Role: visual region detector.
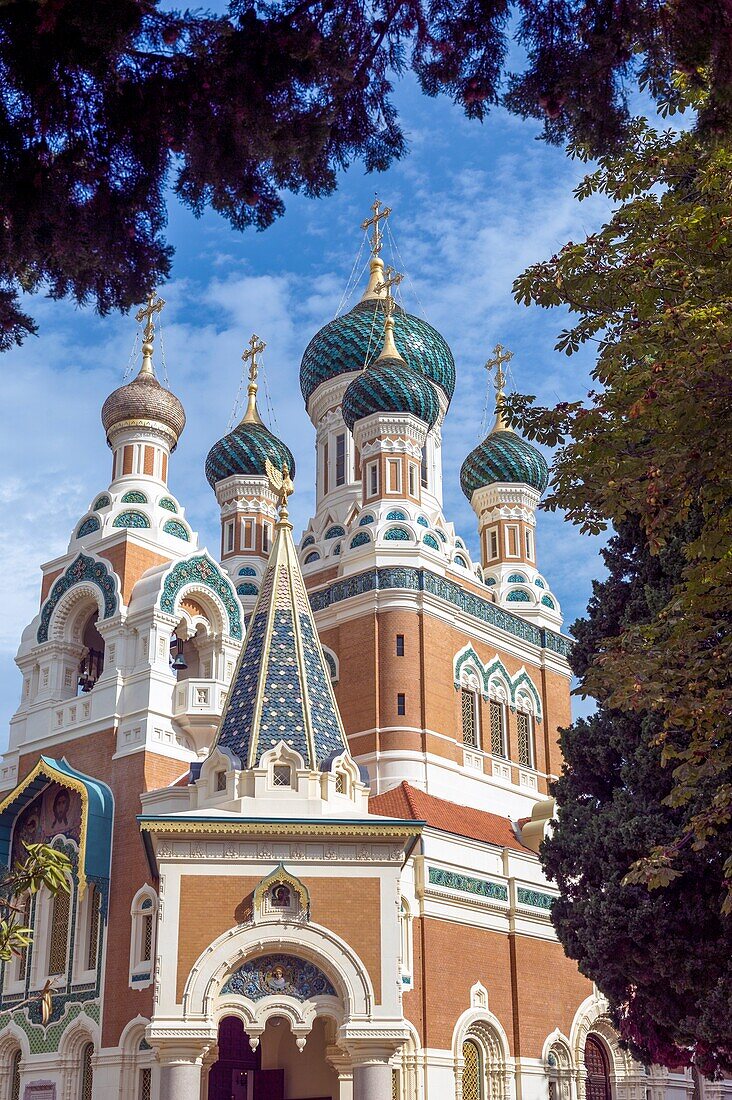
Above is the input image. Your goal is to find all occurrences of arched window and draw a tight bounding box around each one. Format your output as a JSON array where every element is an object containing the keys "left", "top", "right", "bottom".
[
  {"left": 516, "top": 710, "right": 535, "bottom": 769},
  {"left": 462, "top": 1038, "right": 484, "bottom": 1100},
  {"left": 79, "top": 1041, "right": 94, "bottom": 1100},
  {"left": 399, "top": 900, "right": 413, "bottom": 989},
  {"left": 48, "top": 884, "right": 71, "bottom": 976},
  {"left": 461, "top": 687, "right": 479, "bottom": 748},
  {"left": 9, "top": 1049, "right": 21, "bottom": 1100},
  {"left": 129, "top": 888, "right": 157, "bottom": 989},
  {"left": 584, "top": 1036, "right": 611, "bottom": 1100}
]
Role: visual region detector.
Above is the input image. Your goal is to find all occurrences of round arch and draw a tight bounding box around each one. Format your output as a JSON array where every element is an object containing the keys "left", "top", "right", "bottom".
[
  {"left": 182, "top": 918, "right": 375, "bottom": 1026},
  {"left": 58, "top": 1013, "right": 99, "bottom": 1100},
  {"left": 452, "top": 1007, "right": 514, "bottom": 1100},
  {"left": 570, "top": 994, "right": 640, "bottom": 1095},
  {"left": 37, "top": 553, "right": 120, "bottom": 644}
]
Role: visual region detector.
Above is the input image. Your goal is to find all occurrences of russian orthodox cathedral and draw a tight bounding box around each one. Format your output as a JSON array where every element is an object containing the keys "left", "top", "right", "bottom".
[{"left": 0, "top": 205, "right": 713, "bottom": 1100}]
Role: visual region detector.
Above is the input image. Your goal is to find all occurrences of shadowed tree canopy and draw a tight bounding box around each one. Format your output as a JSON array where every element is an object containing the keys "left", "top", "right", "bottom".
[
  {"left": 542, "top": 518, "right": 732, "bottom": 1076},
  {"left": 1, "top": 0, "right": 731, "bottom": 346}
]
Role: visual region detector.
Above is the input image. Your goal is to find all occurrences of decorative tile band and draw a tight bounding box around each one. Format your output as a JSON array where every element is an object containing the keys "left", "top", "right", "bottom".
[
  {"left": 308, "top": 567, "right": 571, "bottom": 656},
  {"left": 428, "top": 866, "right": 509, "bottom": 902},
  {"left": 516, "top": 886, "right": 554, "bottom": 910}
]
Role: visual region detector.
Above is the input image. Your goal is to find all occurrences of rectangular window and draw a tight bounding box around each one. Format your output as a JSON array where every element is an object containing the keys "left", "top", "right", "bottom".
[
  {"left": 242, "top": 519, "right": 254, "bottom": 549},
  {"left": 323, "top": 441, "right": 329, "bottom": 495},
  {"left": 262, "top": 523, "right": 271, "bottom": 553},
  {"left": 421, "top": 446, "right": 428, "bottom": 488},
  {"left": 142, "top": 914, "right": 153, "bottom": 962},
  {"left": 397, "top": 693, "right": 406, "bottom": 716},
  {"left": 408, "top": 463, "right": 417, "bottom": 497},
  {"left": 487, "top": 528, "right": 499, "bottom": 561},
  {"left": 387, "top": 458, "right": 401, "bottom": 493},
  {"left": 525, "top": 528, "right": 534, "bottom": 560},
  {"left": 396, "top": 634, "right": 405, "bottom": 657},
  {"left": 368, "top": 462, "right": 379, "bottom": 498},
  {"left": 517, "top": 712, "right": 534, "bottom": 768},
  {"left": 225, "top": 521, "right": 235, "bottom": 554},
  {"left": 354, "top": 446, "right": 361, "bottom": 480},
  {"left": 506, "top": 525, "right": 519, "bottom": 557},
  {"left": 335, "top": 433, "right": 346, "bottom": 486},
  {"left": 461, "top": 688, "right": 478, "bottom": 747},
  {"left": 490, "top": 701, "right": 506, "bottom": 757}
]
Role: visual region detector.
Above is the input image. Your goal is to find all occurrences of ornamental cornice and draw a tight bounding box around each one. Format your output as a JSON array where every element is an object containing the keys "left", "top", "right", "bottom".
[
  {"left": 472, "top": 483, "right": 541, "bottom": 515},
  {"left": 215, "top": 476, "right": 278, "bottom": 508},
  {"left": 309, "top": 374, "right": 359, "bottom": 427},
  {"left": 106, "top": 419, "right": 177, "bottom": 450},
  {"left": 141, "top": 819, "right": 418, "bottom": 842},
  {"left": 353, "top": 413, "right": 428, "bottom": 453},
  {"left": 358, "top": 437, "right": 423, "bottom": 461}
]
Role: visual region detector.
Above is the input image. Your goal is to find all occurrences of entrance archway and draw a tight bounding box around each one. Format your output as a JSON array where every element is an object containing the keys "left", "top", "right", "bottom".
[
  {"left": 584, "top": 1036, "right": 611, "bottom": 1100},
  {"left": 208, "top": 1014, "right": 339, "bottom": 1100}
]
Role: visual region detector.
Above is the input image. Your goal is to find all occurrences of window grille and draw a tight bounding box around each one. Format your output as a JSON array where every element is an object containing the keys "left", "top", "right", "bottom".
[
  {"left": 335, "top": 773, "right": 346, "bottom": 795},
  {"left": 79, "top": 1042, "right": 94, "bottom": 1100},
  {"left": 87, "top": 886, "right": 101, "bottom": 971},
  {"left": 17, "top": 895, "right": 30, "bottom": 980},
  {"left": 335, "top": 433, "right": 346, "bottom": 486},
  {"left": 216, "top": 770, "right": 227, "bottom": 792},
  {"left": 10, "top": 1050, "right": 20, "bottom": 1100},
  {"left": 139, "top": 1068, "right": 152, "bottom": 1100},
  {"left": 421, "top": 446, "right": 428, "bottom": 487},
  {"left": 461, "top": 689, "right": 478, "bottom": 747},
  {"left": 517, "top": 712, "right": 533, "bottom": 768},
  {"left": 48, "top": 886, "right": 70, "bottom": 975},
  {"left": 272, "top": 764, "right": 291, "bottom": 787},
  {"left": 490, "top": 701, "right": 505, "bottom": 757},
  {"left": 462, "top": 1039, "right": 483, "bottom": 1100},
  {"left": 392, "top": 1068, "right": 399, "bottom": 1100},
  {"left": 142, "top": 915, "right": 153, "bottom": 962}
]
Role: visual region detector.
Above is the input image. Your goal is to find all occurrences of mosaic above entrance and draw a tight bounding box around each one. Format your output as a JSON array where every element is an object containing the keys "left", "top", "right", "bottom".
[{"left": 222, "top": 953, "right": 336, "bottom": 1002}]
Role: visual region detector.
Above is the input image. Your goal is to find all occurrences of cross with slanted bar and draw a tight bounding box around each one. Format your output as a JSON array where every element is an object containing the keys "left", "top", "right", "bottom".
[
  {"left": 135, "top": 291, "right": 165, "bottom": 344},
  {"left": 485, "top": 342, "right": 514, "bottom": 394},
  {"left": 242, "top": 333, "right": 266, "bottom": 383},
  {"left": 374, "top": 266, "right": 403, "bottom": 318},
  {"left": 361, "top": 198, "right": 392, "bottom": 257}
]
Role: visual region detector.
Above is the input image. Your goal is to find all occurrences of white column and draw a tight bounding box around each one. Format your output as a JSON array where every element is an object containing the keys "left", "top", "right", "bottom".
[
  {"left": 353, "top": 1059, "right": 392, "bottom": 1100},
  {"left": 156, "top": 1042, "right": 209, "bottom": 1100}
]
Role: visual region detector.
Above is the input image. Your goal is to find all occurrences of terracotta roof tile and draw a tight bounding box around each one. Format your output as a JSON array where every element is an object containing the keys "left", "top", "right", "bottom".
[{"left": 369, "top": 782, "right": 528, "bottom": 852}]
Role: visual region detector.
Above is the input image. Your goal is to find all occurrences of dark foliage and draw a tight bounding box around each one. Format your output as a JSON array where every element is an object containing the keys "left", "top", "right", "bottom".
[
  {"left": 1, "top": 0, "right": 731, "bottom": 343},
  {"left": 543, "top": 517, "right": 732, "bottom": 1076}
]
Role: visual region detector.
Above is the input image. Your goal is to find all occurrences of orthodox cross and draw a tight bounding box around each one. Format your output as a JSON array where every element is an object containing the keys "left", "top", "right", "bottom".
[
  {"left": 135, "top": 291, "right": 165, "bottom": 345},
  {"left": 374, "top": 266, "right": 403, "bottom": 318},
  {"left": 242, "top": 333, "right": 266, "bottom": 383},
  {"left": 484, "top": 343, "right": 514, "bottom": 395},
  {"left": 361, "top": 198, "right": 392, "bottom": 257}
]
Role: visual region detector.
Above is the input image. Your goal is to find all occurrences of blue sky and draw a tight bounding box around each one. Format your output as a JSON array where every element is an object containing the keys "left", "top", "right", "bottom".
[{"left": 0, "top": 74, "right": 614, "bottom": 741}]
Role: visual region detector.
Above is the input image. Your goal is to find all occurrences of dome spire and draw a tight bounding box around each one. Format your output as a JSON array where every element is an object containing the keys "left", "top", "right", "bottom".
[
  {"left": 374, "top": 266, "right": 405, "bottom": 363},
  {"left": 135, "top": 290, "right": 165, "bottom": 378},
  {"left": 360, "top": 197, "right": 391, "bottom": 303},
  {"left": 240, "top": 333, "right": 266, "bottom": 426},
  {"left": 485, "top": 343, "right": 514, "bottom": 434}
]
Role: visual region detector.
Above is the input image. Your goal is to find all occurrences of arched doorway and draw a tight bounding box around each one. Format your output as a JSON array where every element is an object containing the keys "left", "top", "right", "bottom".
[
  {"left": 584, "top": 1036, "right": 611, "bottom": 1100},
  {"left": 208, "top": 1015, "right": 338, "bottom": 1100}
]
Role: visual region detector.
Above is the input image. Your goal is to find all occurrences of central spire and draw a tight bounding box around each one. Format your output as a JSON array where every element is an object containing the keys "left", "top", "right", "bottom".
[
  {"left": 213, "top": 465, "right": 348, "bottom": 771},
  {"left": 484, "top": 343, "right": 514, "bottom": 434},
  {"left": 240, "top": 333, "right": 266, "bottom": 425},
  {"left": 135, "top": 290, "right": 165, "bottom": 378},
  {"left": 374, "top": 266, "right": 405, "bottom": 363}
]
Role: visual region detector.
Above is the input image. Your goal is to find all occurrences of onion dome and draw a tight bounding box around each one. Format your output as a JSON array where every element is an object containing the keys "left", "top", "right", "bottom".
[
  {"left": 343, "top": 357, "right": 440, "bottom": 433},
  {"left": 460, "top": 431, "right": 549, "bottom": 498},
  {"left": 101, "top": 293, "right": 186, "bottom": 450},
  {"left": 300, "top": 257, "right": 455, "bottom": 407},
  {"left": 460, "top": 346, "right": 548, "bottom": 498},
  {"left": 205, "top": 334, "right": 296, "bottom": 490}
]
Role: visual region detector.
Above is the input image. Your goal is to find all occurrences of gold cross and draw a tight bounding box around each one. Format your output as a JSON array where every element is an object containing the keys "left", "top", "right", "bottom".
[
  {"left": 135, "top": 291, "right": 165, "bottom": 344},
  {"left": 485, "top": 343, "right": 514, "bottom": 394},
  {"left": 242, "top": 333, "right": 266, "bottom": 383},
  {"left": 361, "top": 198, "right": 392, "bottom": 257},
  {"left": 374, "top": 266, "right": 403, "bottom": 318}
]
